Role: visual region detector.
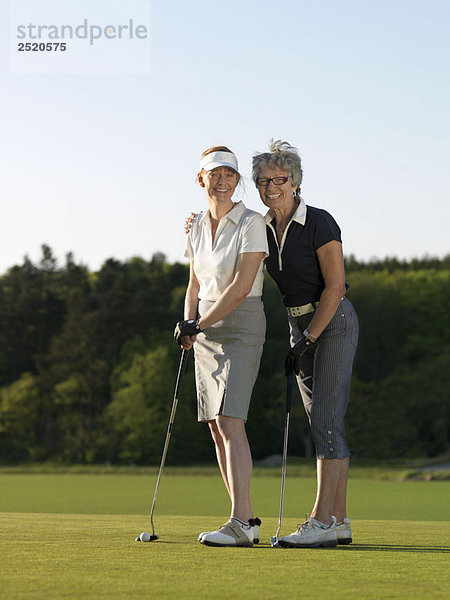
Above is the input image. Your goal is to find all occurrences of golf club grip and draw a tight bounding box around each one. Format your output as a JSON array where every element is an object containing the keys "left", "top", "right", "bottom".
[
  {"left": 174, "top": 349, "right": 189, "bottom": 399},
  {"left": 286, "top": 371, "right": 293, "bottom": 412}
]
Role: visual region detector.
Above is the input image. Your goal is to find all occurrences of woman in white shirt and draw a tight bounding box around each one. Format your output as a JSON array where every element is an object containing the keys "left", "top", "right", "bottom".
[{"left": 174, "top": 146, "right": 268, "bottom": 547}]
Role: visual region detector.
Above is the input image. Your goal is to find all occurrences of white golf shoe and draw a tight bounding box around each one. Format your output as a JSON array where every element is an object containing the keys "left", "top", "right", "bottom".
[
  {"left": 199, "top": 518, "right": 254, "bottom": 547},
  {"left": 335, "top": 517, "right": 352, "bottom": 544},
  {"left": 278, "top": 515, "right": 338, "bottom": 548},
  {"left": 198, "top": 517, "right": 261, "bottom": 544}
]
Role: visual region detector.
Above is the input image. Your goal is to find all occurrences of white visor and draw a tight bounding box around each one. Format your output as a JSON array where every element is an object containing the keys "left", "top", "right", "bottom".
[{"left": 199, "top": 151, "right": 239, "bottom": 173}]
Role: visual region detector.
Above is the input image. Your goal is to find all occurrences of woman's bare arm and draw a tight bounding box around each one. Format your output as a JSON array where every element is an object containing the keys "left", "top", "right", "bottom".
[
  {"left": 306, "top": 240, "right": 347, "bottom": 339},
  {"left": 180, "top": 261, "right": 200, "bottom": 350},
  {"left": 197, "top": 252, "right": 265, "bottom": 330}
]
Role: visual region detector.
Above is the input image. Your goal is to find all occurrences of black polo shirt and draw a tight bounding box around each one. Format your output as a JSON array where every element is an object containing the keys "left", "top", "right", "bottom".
[{"left": 265, "top": 203, "right": 342, "bottom": 307}]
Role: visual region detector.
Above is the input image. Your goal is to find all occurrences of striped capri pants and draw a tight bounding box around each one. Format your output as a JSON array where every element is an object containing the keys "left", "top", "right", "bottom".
[{"left": 288, "top": 297, "right": 359, "bottom": 459}]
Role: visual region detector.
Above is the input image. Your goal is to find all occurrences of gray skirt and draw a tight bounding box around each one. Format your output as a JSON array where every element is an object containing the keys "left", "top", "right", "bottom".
[{"left": 194, "top": 297, "right": 265, "bottom": 422}]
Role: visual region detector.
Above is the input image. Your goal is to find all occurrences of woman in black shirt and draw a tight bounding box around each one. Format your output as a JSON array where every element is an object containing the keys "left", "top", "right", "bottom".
[{"left": 252, "top": 140, "right": 359, "bottom": 548}]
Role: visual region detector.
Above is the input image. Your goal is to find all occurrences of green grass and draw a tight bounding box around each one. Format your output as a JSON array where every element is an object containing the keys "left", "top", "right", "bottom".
[
  {"left": 2, "top": 514, "right": 449, "bottom": 599},
  {"left": 2, "top": 456, "right": 449, "bottom": 481},
  {"left": 1, "top": 473, "right": 449, "bottom": 520},
  {"left": 1, "top": 471, "right": 449, "bottom": 599}
]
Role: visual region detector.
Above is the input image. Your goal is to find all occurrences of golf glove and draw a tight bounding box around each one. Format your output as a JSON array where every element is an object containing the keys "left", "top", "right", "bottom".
[
  {"left": 285, "top": 336, "right": 316, "bottom": 375},
  {"left": 174, "top": 319, "right": 202, "bottom": 345}
]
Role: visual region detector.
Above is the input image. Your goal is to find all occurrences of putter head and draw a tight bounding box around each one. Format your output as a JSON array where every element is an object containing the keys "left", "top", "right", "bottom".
[
  {"left": 270, "top": 535, "right": 280, "bottom": 547},
  {"left": 149, "top": 534, "right": 158, "bottom": 541}
]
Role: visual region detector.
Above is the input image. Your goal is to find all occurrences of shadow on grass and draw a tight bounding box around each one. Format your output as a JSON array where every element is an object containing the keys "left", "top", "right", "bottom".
[
  {"left": 339, "top": 544, "right": 450, "bottom": 554},
  {"left": 140, "top": 540, "right": 178, "bottom": 545},
  {"left": 142, "top": 541, "right": 450, "bottom": 553},
  {"left": 255, "top": 544, "right": 450, "bottom": 553}
]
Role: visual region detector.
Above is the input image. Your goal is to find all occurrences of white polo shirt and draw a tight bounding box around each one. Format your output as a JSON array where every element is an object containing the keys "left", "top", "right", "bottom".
[{"left": 185, "top": 201, "right": 268, "bottom": 301}]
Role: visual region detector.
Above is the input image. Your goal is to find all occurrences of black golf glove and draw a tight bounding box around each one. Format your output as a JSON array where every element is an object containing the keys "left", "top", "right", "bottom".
[
  {"left": 174, "top": 319, "right": 202, "bottom": 345},
  {"left": 285, "top": 336, "right": 316, "bottom": 376}
]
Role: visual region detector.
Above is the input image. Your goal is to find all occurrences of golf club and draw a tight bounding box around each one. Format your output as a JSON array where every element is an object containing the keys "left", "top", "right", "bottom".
[
  {"left": 271, "top": 371, "right": 293, "bottom": 548},
  {"left": 135, "top": 349, "right": 189, "bottom": 542}
]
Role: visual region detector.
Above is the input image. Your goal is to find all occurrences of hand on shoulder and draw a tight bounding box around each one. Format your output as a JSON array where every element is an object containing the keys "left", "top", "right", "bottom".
[{"left": 185, "top": 212, "right": 197, "bottom": 235}]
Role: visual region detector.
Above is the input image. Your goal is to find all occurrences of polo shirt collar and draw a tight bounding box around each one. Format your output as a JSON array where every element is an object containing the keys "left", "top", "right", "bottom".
[
  {"left": 200, "top": 201, "right": 246, "bottom": 226},
  {"left": 264, "top": 196, "right": 307, "bottom": 225}
]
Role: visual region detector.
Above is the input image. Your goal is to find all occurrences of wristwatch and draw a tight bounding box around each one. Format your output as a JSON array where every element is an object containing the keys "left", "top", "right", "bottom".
[{"left": 303, "top": 329, "right": 317, "bottom": 343}]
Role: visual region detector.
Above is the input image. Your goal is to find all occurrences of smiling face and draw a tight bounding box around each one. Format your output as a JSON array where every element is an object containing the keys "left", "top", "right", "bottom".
[
  {"left": 198, "top": 166, "right": 239, "bottom": 205},
  {"left": 256, "top": 166, "right": 297, "bottom": 213}
]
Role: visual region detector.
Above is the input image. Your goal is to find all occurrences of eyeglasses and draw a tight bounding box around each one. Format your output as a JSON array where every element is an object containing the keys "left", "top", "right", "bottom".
[{"left": 256, "top": 176, "right": 290, "bottom": 186}]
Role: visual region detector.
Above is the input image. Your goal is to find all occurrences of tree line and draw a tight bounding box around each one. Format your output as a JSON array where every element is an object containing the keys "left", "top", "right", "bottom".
[{"left": 0, "top": 245, "right": 448, "bottom": 464}]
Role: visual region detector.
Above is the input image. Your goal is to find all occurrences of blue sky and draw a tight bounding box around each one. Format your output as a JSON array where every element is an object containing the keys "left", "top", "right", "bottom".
[{"left": 1, "top": 0, "right": 449, "bottom": 273}]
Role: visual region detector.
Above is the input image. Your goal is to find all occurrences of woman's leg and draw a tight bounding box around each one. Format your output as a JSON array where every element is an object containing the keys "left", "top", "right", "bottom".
[
  {"left": 332, "top": 456, "right": 349, "bottom": 522},
  {"left": 199, "top": 416, "right": 255, "bottom": 547},
  {"left": 216, "top": 415, "right": 253, "bottom": 522},
  {"left": 208, "top": 420, "right": 231, "bottom": 499},
  {"left": 310, "top": 457, "right": 349, "bottom": 525},
  {"left": 290, "top": 301, "right": 357, "bottom": 524}
]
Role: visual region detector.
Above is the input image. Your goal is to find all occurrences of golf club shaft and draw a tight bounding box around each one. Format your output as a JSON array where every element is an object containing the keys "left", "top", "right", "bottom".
[
  {"left": 274, "top": 372, "right": 293, "bottom": 541},
  {"left": 150, "top": 349, "right": 189, "bottom": 535}
]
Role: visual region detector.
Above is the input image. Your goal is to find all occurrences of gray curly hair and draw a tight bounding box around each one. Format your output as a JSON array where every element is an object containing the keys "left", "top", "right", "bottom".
[{"left": 252, "top": 139, "right": 303, "bottom": 192}]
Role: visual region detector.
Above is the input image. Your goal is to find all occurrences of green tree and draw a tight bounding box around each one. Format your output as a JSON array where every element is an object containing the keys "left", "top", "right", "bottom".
[
  {"left": 0, "top": 373, "right": 43, "bottom": 462},
  {"left": 107, "top": 346, "right": 208, "bottom": 464}
]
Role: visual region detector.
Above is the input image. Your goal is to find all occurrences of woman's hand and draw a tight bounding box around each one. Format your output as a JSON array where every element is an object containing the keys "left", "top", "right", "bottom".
[
  {"left": 285, "top": 335, "right": 316, "bottom": 375},
  {"left": 174, "top": 319, "right": 202, "bottom": 346},
  {"left": 185, "top": 213, "right": 196, "bottom": 234},
  {"left": 180, "top": 334, "right": 197, "bottom": 350}
]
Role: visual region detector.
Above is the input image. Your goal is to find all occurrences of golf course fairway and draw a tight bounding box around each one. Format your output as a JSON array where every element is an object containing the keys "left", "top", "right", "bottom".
[{"left": 1, "top": 471, "right": 449, "bottom": 599}]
